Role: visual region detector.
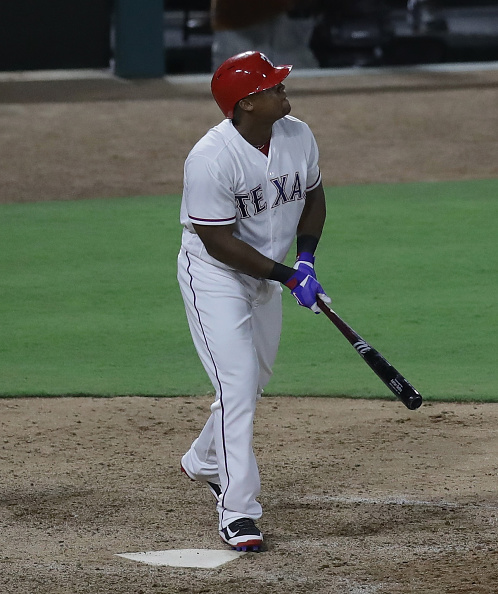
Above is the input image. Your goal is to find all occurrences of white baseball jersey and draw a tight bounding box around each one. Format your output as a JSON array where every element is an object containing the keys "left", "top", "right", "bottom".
[
  {"left": 178, "top": 114, "right": 321, "bottom": 530},
  {"left": 180, "top": 115, "right": 321, "bottom": 267}
]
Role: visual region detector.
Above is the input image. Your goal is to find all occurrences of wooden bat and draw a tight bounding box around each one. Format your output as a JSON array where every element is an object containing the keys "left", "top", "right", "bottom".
[{"left": 317, "top": 298, "right": 422, "bottom": 410}]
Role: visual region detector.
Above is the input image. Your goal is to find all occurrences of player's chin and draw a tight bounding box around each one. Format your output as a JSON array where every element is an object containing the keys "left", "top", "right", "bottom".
[{"left": 282, "top": 99, "right": 291, "bottom": 115}]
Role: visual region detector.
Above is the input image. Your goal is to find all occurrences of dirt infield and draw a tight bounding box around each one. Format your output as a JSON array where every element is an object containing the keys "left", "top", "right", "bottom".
[
  {"left": 2, "top": 396, "right": 498, "bottom": 593},
  {"left": 1, "top": 67, "right": 498, "bottom": 202},
  {"left": 1, "top": 67, "right": 498, "bottom": 593}
]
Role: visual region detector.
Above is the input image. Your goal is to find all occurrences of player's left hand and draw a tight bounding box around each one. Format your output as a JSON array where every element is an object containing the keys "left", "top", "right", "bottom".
[
  {"left": 294, "top": 251, "right": 317, "bottom": 279},
  {"left": 284, "top": 269, "right": 331, "bottom": 314}
]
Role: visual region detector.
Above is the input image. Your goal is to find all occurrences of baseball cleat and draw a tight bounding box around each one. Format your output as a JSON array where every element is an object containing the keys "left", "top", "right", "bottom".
[
  {"left": 219, "top": 518, "right": 263, "bottom": 552},
  {"left": 237, "top": 545, "right": 261, "bottom": 552},
  {"left": 181, "top": 464, "right": 222, "bottom": 500}
]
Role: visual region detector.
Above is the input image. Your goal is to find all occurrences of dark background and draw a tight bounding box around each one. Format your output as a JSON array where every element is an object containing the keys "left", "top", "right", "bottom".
[
  {"left": 0, "top": 1, "right": 112, "bottom": 70},
  {"left": 0, "top": 0, "right": 497, "bottom": 73}
]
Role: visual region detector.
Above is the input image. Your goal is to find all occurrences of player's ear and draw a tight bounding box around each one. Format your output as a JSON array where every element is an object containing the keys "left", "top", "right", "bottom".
[{"left": 238, "top": 97, "right": 254, "bottom": 113}]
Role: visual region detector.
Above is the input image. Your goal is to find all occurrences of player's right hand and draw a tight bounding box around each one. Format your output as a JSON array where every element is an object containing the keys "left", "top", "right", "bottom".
[{"left": 284, "top": 269, "right": 331, "bottom": 314}]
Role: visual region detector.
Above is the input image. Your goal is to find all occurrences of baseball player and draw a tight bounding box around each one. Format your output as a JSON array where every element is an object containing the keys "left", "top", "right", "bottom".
[{"left": 178, "top": 51, "right": 330, "bottom": 551}]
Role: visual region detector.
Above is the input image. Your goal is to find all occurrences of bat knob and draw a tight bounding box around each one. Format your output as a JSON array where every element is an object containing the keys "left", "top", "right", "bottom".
[{"left": 406, "top": 394, "right": 423, "bottom": 410}]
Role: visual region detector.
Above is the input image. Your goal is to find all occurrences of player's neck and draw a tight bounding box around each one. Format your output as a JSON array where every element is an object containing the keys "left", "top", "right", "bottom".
[{"left": 233, "top": 121, "right": 272, "bottom": 150}]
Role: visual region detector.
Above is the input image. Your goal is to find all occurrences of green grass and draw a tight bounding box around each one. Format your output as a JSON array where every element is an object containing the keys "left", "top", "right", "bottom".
[
  {"left": 273, "top": 179, "right": 498, "bottom": 402},
  {"left": 0, "top": 179, "right": 496, "bottom": 401},
  {"left": 0, "top": 196, "right": 200, "bottom": 396}
]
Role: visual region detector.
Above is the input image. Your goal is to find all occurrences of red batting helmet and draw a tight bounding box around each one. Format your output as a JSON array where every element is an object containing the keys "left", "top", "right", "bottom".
[{"left": 211, "top": 51, "right": 292, "bottom": 119}]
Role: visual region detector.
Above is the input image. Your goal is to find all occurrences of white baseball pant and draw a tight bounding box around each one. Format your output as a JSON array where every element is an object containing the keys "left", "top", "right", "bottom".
[{"left": 177, "top": 247, "right": 282, "bottom": 528}]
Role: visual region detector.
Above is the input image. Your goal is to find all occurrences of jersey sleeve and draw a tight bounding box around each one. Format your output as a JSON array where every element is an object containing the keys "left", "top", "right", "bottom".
[
  {"left": 305, "top": 125, "right": 321, "bottom": 192},
  {"left": 183, "top": 154, "right": 236, "bottom": 226}
]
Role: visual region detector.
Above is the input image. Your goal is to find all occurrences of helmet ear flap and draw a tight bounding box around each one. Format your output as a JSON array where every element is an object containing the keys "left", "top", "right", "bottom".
[{"left": 211, "top": 51, "right": 292, "bottom": 118}]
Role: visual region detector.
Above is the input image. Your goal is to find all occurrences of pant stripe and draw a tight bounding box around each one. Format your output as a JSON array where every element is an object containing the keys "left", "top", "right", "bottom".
[{"left": 185, "top": 251, "right": 230, "bottom": 522}]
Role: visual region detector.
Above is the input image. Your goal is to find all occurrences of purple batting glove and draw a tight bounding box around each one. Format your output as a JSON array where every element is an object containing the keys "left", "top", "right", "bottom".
[
  {"left": 284, "top": 269, "right": 331, "bottom": 314},
  {"left": 294, "top": 251, "right": 316, "bottom": 279}
]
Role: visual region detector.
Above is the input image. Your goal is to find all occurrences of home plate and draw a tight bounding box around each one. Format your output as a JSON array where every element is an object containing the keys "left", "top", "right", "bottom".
[{"left": 116, "top": 549, "right": 245, "bottom": 568}]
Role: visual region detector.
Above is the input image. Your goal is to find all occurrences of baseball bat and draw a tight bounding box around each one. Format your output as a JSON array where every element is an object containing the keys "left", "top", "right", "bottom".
[{"left": 317, "top": 298, "right": 422, "bottom": 410}]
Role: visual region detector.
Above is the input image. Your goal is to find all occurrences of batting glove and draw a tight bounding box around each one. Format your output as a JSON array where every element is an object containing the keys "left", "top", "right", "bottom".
[
  {"left": 284, "top": 269, "right": 331, "bottom": 314},
  {"left": 294, "top": 251, "right": 317, "bottom": 279}
]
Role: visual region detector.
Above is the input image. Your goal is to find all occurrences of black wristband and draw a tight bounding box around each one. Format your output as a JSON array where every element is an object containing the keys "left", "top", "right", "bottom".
[
  {"left": 297, "top": 234, "right": 319, "bottom": 256},
  {"left": 268, "top": 262, "right": 295, "bottom": 284}
]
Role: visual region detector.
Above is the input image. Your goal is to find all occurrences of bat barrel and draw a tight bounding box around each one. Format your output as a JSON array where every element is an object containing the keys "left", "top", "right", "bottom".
[{"left": 317, "top": 298, "right": 423, "bottom": 411}]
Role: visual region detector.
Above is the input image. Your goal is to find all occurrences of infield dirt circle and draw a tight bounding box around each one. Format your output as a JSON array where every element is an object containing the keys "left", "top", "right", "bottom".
[{"left": 1, "top": 67, "right": 498, "bottom": 593}]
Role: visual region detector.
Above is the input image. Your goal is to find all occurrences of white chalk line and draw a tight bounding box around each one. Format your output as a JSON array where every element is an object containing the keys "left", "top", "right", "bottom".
[{"left": 301, "top": 494, "right": 498, "bottom": 510}]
